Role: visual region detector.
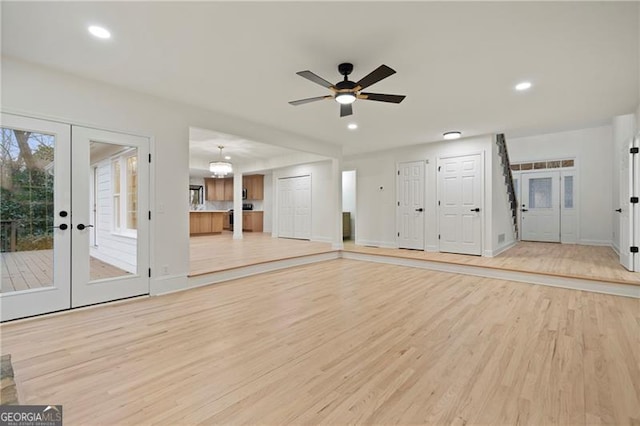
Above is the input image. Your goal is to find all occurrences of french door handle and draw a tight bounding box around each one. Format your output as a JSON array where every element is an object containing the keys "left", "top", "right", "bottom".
[
  {"left": 76, "top": 224, "right": 94, "bottom": 231},
  {"left": 470, "top": 208, "right": 480, "bottom": 212},
  {"left": 521, "top": 209, "right": 529, "bottom": 212},
  {"left": 616, "top": 208, "right": 622, "bottom": 213},
  {"left": 415, "top": 208, "right": 424, "bottom": 212},
  {"left": 52, "top": 224, "right": 68, "bottom": 230}
]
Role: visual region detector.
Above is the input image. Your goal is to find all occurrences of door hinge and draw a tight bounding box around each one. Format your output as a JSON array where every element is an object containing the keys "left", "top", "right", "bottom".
[
  {"left": 397, "top": 201, "right": 400, "bottom": 206},
  {"left": 631, "top": 197, "right": 639, "bottom": 204},
  {"left": 438, "top": 166, "right": 441, "bottom": 172},
  {"left": 148, "top": 268, "right": 152, "bottom": 277},
  {"left": 148, "top": 211, "right": 151, "bottom": 220},
  {"left": 438, "top": 200, "right": 441, "bottom": 206},
  {"left": 148, "top": 153, "right": 152, "bottom": 163},
  {"left": 631, "top": 246, "right": 639, "bottom": 253},
  {"left": 438, "top": 234, "right": 441, "bottom": 240},
  {"left": 397, "top": 232, "right": 400, "bottom": 237},
  {"left": 631, "top": 147, "right": 639, "bottom": 154}
]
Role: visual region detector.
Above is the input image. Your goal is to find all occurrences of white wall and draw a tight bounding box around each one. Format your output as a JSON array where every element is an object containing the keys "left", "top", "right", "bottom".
[
  {"left": 2, "top": 57, "right": 340, "bottom": 294},
  {"left": 491, "top": 138, "right": 517, "bottom": 255},
  {"left": 343, "top": 135, "right": 503, "bottom": 256},
  {"left": 271, "top": 160, "right": 334, "bottom": 243},
  {"left": 508, "top": 125, "right": 614, "bottom": 246},
  {"left": 342, "top": 170, "right": 356, "bottom": 239}
]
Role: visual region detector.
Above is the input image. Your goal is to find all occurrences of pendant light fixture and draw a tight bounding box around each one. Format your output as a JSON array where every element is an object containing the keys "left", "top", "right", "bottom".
[{"left": 209, "top": 145, "right": 233, "bottom": 178}]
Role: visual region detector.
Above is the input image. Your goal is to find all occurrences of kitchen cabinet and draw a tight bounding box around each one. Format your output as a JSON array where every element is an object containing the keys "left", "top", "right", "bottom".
[
  {"left": 242, "top": 211, "right": 263, "bottom": 232},
  {"left": 189, "top": 211, "right": 224, "bottom": 235},
  {"left": 243, "top": 174, "right": 264, "bottom": 200},
  {"left": 223, "top": 178, "right": 233, "bottom": 201},
  {"left": 205, "top": 178, "right": 225, "bottom": 201}
]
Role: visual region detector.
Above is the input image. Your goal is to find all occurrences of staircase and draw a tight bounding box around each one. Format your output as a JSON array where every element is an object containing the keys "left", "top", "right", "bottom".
[{"left": 496, "top": 133, "right": 518, "bottom": 238}]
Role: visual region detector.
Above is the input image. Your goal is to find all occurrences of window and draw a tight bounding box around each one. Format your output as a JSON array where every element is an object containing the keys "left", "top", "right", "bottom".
[
  {"left": 111, "top": 150, "right": 138, "bottom": 236},
  {"left": 564, "top": 175, "right": 574, "bottom": 209}
]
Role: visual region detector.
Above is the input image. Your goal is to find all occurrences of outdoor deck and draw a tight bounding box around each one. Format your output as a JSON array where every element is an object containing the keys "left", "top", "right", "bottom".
[{"left": 1, "top": 250, "right": 130, "bottom": 293}]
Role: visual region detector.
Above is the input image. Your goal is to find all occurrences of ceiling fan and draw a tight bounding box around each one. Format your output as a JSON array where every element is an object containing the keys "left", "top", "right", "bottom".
[{"left": 289, "top": 63, "right": 406, "bottom": 117}]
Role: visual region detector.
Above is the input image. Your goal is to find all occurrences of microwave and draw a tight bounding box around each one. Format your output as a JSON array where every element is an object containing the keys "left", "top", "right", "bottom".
[{"left": 242, "top": 188, "right": 247, "bottom": 200}]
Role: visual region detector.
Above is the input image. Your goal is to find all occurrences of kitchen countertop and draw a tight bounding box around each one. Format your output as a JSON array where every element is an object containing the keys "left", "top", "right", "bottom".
[{"left": 189, "top": 210, "right": 228, "bottom": 213}]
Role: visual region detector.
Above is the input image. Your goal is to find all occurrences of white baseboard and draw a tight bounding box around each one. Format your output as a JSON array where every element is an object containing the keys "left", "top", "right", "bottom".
[
  {"left": 311, "top": 236, "right": 332, "bottom": 244},
  {"left": 487, "top": 240, "right": 517, "bottom": 258},
  {"left": 150, "top": 274, "right": 189, "bottom": 296},
  {"left": 611, "top": 243, "right": 620, "bottom": 256},
  {"left": 356, "top": 239, "right": 399, "bottom": 249},
  {"left": 578, "top": 239, "right": 613, "bottom": 247}
]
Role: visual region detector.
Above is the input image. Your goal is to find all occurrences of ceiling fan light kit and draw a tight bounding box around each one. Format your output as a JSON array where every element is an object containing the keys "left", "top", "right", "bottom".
[{"left": 289, "top": 62, "right": 406, "bottom": 117}]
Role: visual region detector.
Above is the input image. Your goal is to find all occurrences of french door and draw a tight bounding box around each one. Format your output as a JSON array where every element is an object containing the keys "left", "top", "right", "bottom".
[
  {"left": 1, "top": 114, "right": 149, "bottom": 321},
  {"left": 397, "top": 160, "right": 425, "bottom": 250},
  {"left": 278, "top": 175, "right": 311, "bottom": 240},
  {"left": 521, "top": 171, "right": 560, "bottom": 242}
]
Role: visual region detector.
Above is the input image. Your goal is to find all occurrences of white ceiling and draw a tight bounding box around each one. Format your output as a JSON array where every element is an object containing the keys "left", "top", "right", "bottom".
[{"left": 2, "top": 2, "right": 639, "bottom": 156}]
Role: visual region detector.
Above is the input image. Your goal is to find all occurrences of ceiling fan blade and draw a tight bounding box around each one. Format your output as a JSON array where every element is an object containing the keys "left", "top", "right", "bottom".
[
  {"left": 356, "top": 65, "right": 396, "bottom": 90},
  {"left": 340, "top": 103, "right": 353, "bottom": 117},
  {"left": 296, "top": 70, "right": 335, "bottom": 89},
  {"left": 359, "top": 92, "right": 406, "bottom": 104},
  {"left": 289, "top": 95, "right": 333, "bottom": 106}
]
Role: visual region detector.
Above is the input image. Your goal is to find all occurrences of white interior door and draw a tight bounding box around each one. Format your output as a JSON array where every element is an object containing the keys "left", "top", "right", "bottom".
[
  {"left": 438, "top": 154, "right": 483, "bottom": 255},
  {"left": 1, "top": 114, "right": 71, "bottom": 321},
  {"left": 619, "top": 137, "right": 637, "bottom": 271},
  {"left": 521, "top": 172, "right": 560, "bottom": 242},
  {"left": 293, "top": 175, "right": 311, "bottom": 239},
  {"left": 397, "top": 160, "right": 425, "bottom": 250},
  {"left": 71, "top": 127, "right": 150, "bottom": 307},
  {"left": 278, "top": 177, "right": 294, "bottom": 238}
]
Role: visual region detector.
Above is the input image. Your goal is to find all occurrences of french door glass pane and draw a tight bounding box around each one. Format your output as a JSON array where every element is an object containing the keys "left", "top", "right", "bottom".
[
  {"left": 529, "top": 177, "right": 552, "bottom": 208},
  {"left": 89, "top": 141, "right": 137, "bottom": 282},
  {"left": 1, "top": 128, "right": 55, "bottom": 293},
  {"left": 564, "top": 176, "right": 574, "bottom": 209}
]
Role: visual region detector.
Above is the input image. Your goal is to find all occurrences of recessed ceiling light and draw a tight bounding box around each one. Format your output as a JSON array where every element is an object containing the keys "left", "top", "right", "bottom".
[
  {"left": 443, "top": 131, "right": 462, "bottom": 140},
  {"left": 515, "top": 81, "right": 532, "bottom": 91},
  {"left": 224, "top": 156, "right": 231, "bottom": 160},
  {"left": 348, "top": 123, "right": 358, "bottom": 130},
  {"left": 88, "top": 25, "right": 111, "bottom": 39}
]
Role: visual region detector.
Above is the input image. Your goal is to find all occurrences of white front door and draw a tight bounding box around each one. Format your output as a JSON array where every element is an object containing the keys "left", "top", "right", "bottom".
[
  {"left": 438, "top": 154, "right": 483, "bottom": 255},
  {"left": 521, "top": 172, "right": 560, "bottom": 242},
  {"left": 0, "top": 115, "right": 150, "bottom": 321},
  {"left": 397, "top": 161, "right": 425, "bottom": 250},
  {"left": 278, "top": 175, "right": 311, "bottom": 240},
  {"left": 71, "top": 126, "right": 150, "bottom": 308}
]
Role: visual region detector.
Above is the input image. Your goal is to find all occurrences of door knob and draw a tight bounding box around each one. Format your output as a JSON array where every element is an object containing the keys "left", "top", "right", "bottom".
[
  {"left": 52, "top": 224, "right": 68, "bottom": 230},
  {"left": 415, "top": 208, "right": 424, "bottom": 212},
  {"left": 616, "top": 208, "right": 622, "bottom": 213},
  {"left": 59, "top": 211, "right": 68, "bottom": 217},
  {"left": 76, "top": 224, "right": 94, "bottom": 231},
  {"left": 470, "top": 208, "right": 480, "bottom": 212}
]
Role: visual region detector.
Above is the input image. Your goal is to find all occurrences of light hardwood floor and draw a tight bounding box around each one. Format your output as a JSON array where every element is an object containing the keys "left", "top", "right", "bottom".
[
  {"left": 344, "top": 241, "right": 640, "bottom": 286},
  {"left": 1, "top": 250, "right": 131, "bottom": 293},
  {"left": 2, "top": 259, "right": 638, "bottom": 424},
  {"left": 189, "top": 231, "right": 335, "bottom": 276}
]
